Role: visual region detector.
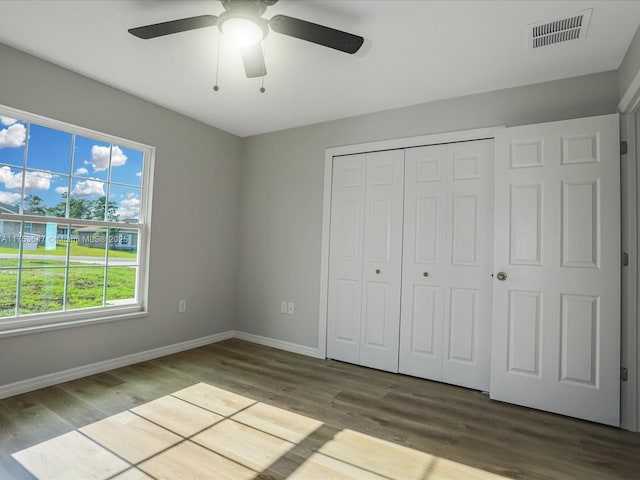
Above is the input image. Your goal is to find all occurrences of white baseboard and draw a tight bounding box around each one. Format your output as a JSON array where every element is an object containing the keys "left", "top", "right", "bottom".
[
  {"left": 0, "top": 330, "right": 323, "bottom": 400},
  {"left": 233, "top": 331, "right": 323, "bottom": 359},
  {"left": 0, "top": 330, "right": 234, "bottom": 400}
]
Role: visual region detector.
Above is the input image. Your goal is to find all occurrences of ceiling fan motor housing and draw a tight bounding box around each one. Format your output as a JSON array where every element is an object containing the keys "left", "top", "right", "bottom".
[{"left": 221, "top": 0, "right": 278, "bottom": 16}]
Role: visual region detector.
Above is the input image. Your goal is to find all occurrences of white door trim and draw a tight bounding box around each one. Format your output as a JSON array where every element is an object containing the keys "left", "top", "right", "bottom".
[
  {"left": 318, "top": 126, "right": 505, "bottom": 360},
  {"left": 619, "top": 68, "right": 640, "bottom": 114},
  {"left": 621, "top": 113, "right": 638, "bottom": 431}
]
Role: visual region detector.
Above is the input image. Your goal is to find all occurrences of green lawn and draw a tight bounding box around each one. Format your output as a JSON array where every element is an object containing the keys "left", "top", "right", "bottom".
[
  {"left": 0, "top": 261, "right": 136, "bottom": 317},
  {"left": 0, "top": 244, "right": 137, "bottom": 259}
]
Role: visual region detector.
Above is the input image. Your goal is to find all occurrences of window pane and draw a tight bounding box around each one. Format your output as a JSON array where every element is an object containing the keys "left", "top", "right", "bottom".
[
  {"left": 0, "top": 117, "right": 26, "bottom": 167},
  {"left": 67, "top": 267, "right": 105, "bottom": 309},
  {"left": 69, "top": 178, "right": 106, "bottom": 220},
  {"left": 19, "top": 267, "right": 65, "bottom": 315},
  {"left": 0, "top": 269, "right": 17, "bottom": 317},
  {"left": 23, "top": 171, "right": 69, "bottom": 218},
  {"left": 0, "top": 220, "right": 22, "bottom": 267},
  {"left": 20, "top": 222, "right": 68, "bottom": 267},
  {"left": 106, "top": 266, "right": 137, "bottom": 305},
  {"left": 0, "top": 165, "right": 24, "bottom": 212},
  {"left": 110, "top": 146, "right": 142, "bottom": 187},
  {"left": 26, "top": 124, "right": 72, "bottom": 174},
  {"left": 109, "top": 185, "right": 141, "bottom": 223},
  {"left": 72, "top": 136, "right": 109, "bottom": 181},
  {"left": 107, "top": 228, "right": 138, "bottom": 265},
  {"left": 71, "top": 223, "right": 106, "bottom": 265}
]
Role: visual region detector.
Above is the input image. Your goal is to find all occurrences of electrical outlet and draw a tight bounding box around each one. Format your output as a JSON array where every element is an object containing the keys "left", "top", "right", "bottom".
[
  {"left": 178, "top": 299, "right": 186, "bottom": 313},
  {"left": 280, "top": 301, "right": 287, "bottom": 314},
  {"left": 287, "top": 302, "right": 295, "bottom": 315}
]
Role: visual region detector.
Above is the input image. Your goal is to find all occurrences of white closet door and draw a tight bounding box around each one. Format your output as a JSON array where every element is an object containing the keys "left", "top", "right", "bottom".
[
  {"left": 400, "top": 140, "right": 493, "bottom": 390},
  {"left": 360, "top": 149, "right": 405, "bottom": 372},
  {"left": 399, "top": 145, "right": 448, "bottom": 379},
  {"left": 491, "top": 114, "right": 620, "bottom": 426},
  {"left": 442, "top": 140, "right": 494, "bottom": 390},
  {"left": 327, "top": 153, "right": 366, "bottom": 364}
]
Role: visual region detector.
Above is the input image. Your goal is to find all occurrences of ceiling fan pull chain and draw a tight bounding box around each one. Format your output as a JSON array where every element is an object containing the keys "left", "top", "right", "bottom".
[
  {"left": 260, "top": 40, "right": 266, "bottom": 93},
  {"left": 213, "top": 31, "right": 222, "bottom": 92}
]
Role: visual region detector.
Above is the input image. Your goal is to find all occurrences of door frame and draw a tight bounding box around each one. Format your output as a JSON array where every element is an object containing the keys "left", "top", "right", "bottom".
[
  {"left": 318, "top": 126, "right": 504, "bottom": 360},
  {"left": 621, "top": 112, "right": 639, "bottom": 432}
]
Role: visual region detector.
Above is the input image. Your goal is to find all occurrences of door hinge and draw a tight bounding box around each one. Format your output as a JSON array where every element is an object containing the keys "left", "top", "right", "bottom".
[
  {"left": 621, "top": 141, "right": 628, "bottom": 155},
  {"left": 621, "top": 367, "right": 629, "bottom": 382},
  {"left": 623, "top": 252, "right": 629, "bottom": 267}
]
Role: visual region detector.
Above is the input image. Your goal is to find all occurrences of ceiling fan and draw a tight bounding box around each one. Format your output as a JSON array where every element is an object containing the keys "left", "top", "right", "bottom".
[{"left": 128, "top": 0, "right": 364, "bottom": 78}]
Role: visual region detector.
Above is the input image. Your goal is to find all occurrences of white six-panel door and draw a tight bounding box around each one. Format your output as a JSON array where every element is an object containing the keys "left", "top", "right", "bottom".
[
  {"left": 491, "top": 114, "right": 620, "bottom": 426},
  {"left": 327, "top": 150, "right": 404, "bottom": 373},
  {"left": 400, "top": 140, "right": 494, "bottom": 390}
]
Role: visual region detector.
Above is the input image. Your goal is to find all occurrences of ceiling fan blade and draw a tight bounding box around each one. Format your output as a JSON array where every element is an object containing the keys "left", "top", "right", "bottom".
[
  {"left": 128, "top": 15, "right": 217, "bottom": 39},
  {"left": 269, "top": 15, "right": 364, "bottom": 54},
  {"left": 241, "top": 43, "right": 267, "bottom": 78}
]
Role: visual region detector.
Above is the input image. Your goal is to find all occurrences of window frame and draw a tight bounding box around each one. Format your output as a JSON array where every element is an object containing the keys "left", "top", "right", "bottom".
[{"left": 0, "top": 104, "right": 155, "bottom": 337}]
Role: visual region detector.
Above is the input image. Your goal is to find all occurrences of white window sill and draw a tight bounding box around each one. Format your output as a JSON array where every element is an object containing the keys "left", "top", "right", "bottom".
[{"left": 0, "top": 307, "right": 149, "bottom": 338}]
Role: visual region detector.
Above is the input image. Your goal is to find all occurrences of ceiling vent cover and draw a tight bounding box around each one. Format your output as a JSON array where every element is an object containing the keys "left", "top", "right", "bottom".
[{"left": 528, "top": 9, "right": 592, "bottom": 48}]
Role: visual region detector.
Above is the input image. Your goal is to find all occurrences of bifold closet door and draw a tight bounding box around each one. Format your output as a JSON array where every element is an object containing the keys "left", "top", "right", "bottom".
[
  {"left": 491, "top": 114, "right": 620, "bottom": 426},
  {"left": 400, "top": 140, "right": 494, "bottom": 391},
  {"left": 327, "top": 150, "right": 404, "bottom": 373}
]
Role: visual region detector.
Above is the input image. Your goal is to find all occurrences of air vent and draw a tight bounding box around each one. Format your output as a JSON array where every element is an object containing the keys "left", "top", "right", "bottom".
[{"left": 528, "top": 9, "right": 592, "bottom": 48}]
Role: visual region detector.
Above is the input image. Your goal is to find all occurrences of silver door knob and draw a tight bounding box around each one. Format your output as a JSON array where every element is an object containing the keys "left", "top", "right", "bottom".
[{"left": 496, "top": 272, "right": 507, "bottom": 281}]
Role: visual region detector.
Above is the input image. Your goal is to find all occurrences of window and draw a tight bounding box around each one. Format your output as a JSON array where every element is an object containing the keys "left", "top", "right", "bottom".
[{"left": 0, "top": 106, "right": 154, "bottom": 334}]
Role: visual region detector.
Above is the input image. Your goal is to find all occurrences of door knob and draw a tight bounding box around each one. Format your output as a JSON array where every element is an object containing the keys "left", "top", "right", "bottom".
[
  {"left": 423, "top": 272, "right": 429, "bottom": 277},
  {"left": 496, "top": 272, "right": 507, "bottom": 281},
  {"left": 375, "top": 268, "right": 381, "bottom": 274}
]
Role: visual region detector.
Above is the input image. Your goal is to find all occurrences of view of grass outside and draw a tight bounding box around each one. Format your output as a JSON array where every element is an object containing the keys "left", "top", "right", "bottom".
[{"left": 0, "top": 242, "right": 138, "bottom": 318}]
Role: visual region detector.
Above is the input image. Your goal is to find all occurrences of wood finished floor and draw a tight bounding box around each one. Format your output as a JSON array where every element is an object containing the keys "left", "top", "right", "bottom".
[{"left": 0, "top": 338, "right": 639, "bottom": 479}]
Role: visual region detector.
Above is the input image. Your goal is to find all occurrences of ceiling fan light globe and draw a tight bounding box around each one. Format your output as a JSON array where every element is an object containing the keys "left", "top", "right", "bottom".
[{"left": 219, "top": 15, "right": 267, "bottom": 47}]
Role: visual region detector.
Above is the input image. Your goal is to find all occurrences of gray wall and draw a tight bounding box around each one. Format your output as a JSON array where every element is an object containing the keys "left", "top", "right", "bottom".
[
  {"left": 0, "top": 40, "right": 623, "bottom": 387},
  {"left": 236, "top": 70, "right": 620, "bottom": 349},
  {"left": 0, "top": 43, "right": 242, "bottom": 385},
  {"left": 619, "top": 25, "right": 640, "bottom": 103}
]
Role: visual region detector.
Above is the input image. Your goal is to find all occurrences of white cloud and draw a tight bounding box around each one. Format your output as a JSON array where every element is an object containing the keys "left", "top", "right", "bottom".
[
  {"left": 0, "top": 123, "right": 27, "bottom": 149},
  {"left": 0, "top": 191, "right": 21, "bottom": 204},
  {"left": 136, "top": 171, "right": 142, "bottom": 177},
  {"left": 24, "top": 171, "right": 52, "bottom": 192},
  {"left": 0, "top": 117, "right": 17, "bottom": 126},
  {"left": 116, "top": 197, "right": 140, "bottom": 219},
  {"left": 55, "top": 186, "right": 69, "bottom": 195},
  {"left": 0, "top": 166, "right": 52, "bottom": 192},
  {"left": 0, "top": 166, "right": 22, "bottom": 190},
  {"left": 75, "top": 167, "right": 89, "bottom": 175},
  {"left": 71, "top": 179, "right": 104, "bottom": 198},
  {"left": 87, "top": 145, "right": 127, "bottom": 172}
]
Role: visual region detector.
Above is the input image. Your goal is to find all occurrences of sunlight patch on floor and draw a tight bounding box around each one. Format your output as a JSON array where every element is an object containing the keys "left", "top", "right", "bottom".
[{"left": 12, "top": 382, "right": 513, "bottom": 480}]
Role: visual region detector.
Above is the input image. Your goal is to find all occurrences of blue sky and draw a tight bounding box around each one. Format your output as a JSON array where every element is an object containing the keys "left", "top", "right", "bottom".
[{"left": 0, "top": 116, "right": 143, "bottom": 221}]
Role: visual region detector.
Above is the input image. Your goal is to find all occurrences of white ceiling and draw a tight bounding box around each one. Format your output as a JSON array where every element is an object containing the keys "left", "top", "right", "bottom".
[{"left": 0, "top": 0, "right": 638, "bottom": 137}]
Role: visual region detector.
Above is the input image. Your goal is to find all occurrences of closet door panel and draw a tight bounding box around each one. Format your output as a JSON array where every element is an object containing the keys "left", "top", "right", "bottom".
[
  {"left": 360, "top": 149, "right": 404, "bottom": 372},
  {"left": 400, "top": 145, "right": 448, "bottom": 379},
  {"left": 442, "top": 139, "right": 494, "bottom": 391},
  {"left": 327, "top": 154, "right": 366, "bottom": 364}
]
